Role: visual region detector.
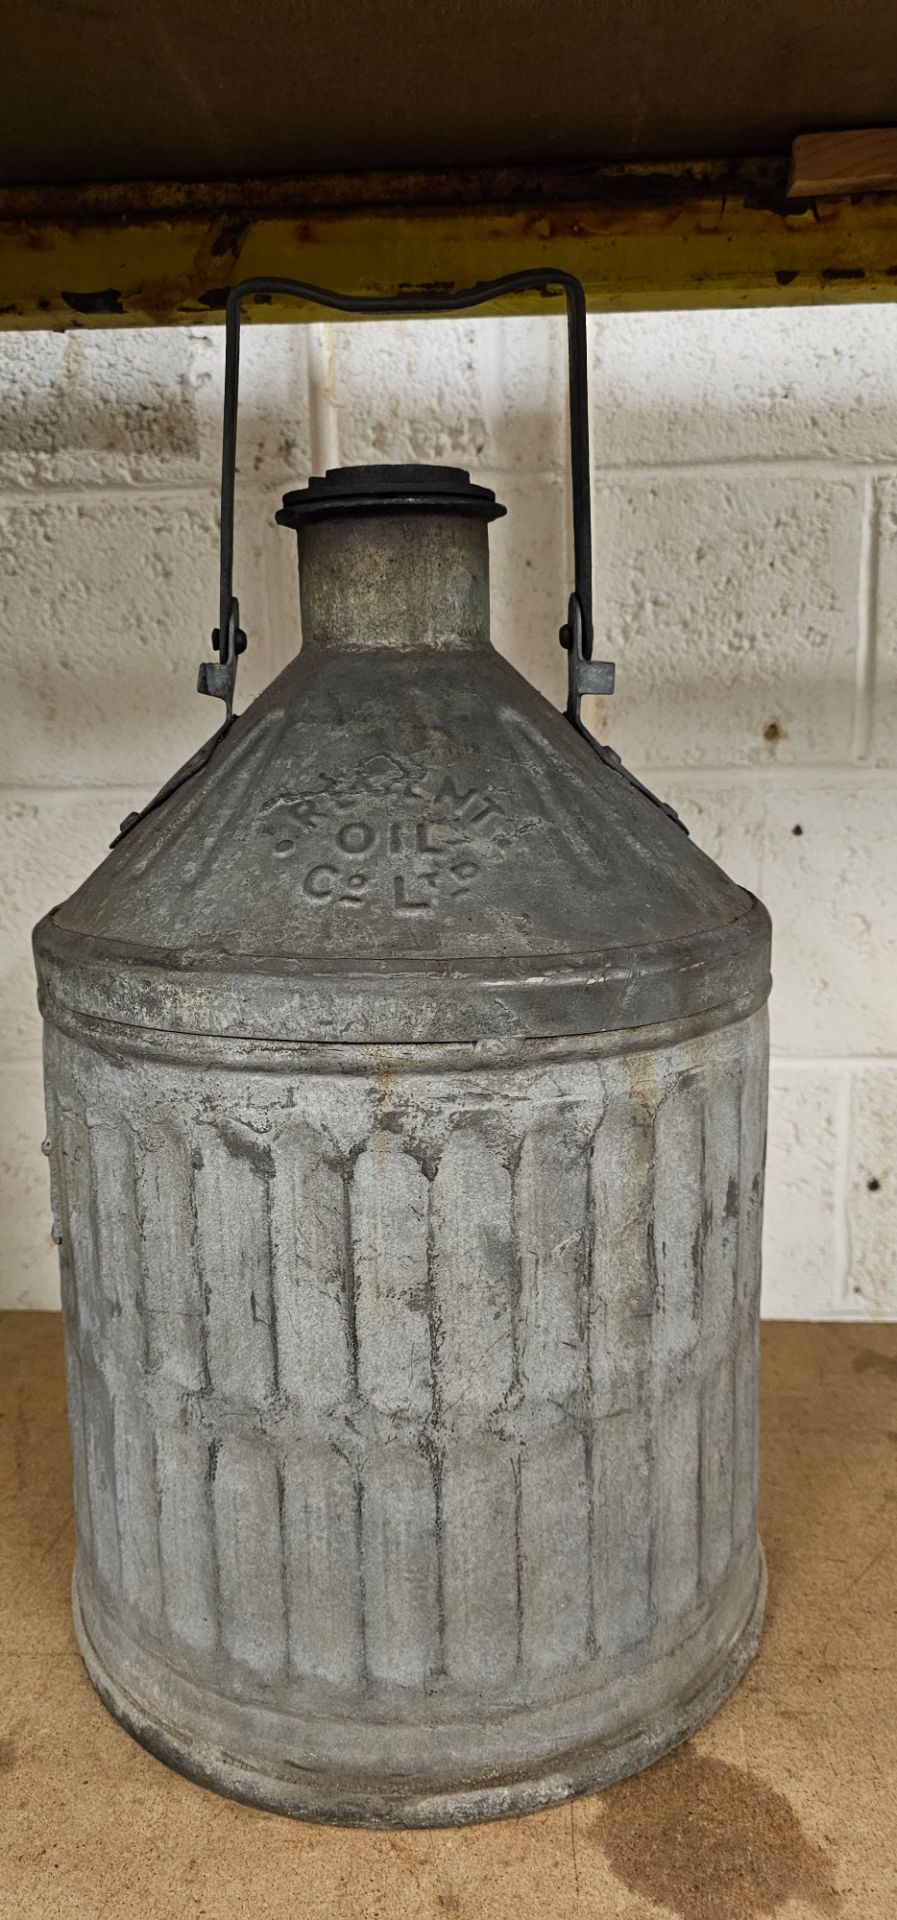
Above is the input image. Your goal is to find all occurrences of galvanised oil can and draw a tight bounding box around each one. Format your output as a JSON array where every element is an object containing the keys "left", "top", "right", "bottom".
[{"left": 33, "top": 274, "right": 771, "bottom": 1826}]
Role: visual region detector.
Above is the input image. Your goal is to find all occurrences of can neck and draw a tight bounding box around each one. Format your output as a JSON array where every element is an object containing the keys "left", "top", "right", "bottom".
[{"left": 296, "top": 512, "right": 492, "bottom": 654}]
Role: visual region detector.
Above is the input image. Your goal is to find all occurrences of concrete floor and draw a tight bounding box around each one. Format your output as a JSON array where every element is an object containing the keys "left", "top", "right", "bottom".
[{"left": 1, "top": 1312, "right": 895, "bottom": 1919}]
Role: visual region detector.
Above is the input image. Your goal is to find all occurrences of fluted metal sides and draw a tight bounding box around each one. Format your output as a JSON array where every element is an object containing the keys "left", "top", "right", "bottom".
[{"left": 44, "top": 1008, "right": 767, "bottom": 1798}]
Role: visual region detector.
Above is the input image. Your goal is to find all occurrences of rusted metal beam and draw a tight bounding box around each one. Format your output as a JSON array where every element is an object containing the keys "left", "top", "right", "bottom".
[{"left": 2, "top": 158, "right": 897, "bottom": 328}]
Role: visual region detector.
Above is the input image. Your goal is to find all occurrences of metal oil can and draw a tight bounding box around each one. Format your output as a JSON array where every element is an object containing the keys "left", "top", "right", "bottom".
[{"left": 34, "top": 273, "right": 770, "bottom": 1825}]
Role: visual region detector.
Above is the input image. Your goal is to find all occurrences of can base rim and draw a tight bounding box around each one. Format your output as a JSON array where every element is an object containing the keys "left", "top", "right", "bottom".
[{"left": 72, "top": 1554, "right": 766, "bottom": 1830}]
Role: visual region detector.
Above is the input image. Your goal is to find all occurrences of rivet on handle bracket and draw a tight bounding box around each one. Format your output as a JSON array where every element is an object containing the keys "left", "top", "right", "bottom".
[
  {"left": 197, "top": 597, "right": 246, "bottom": 713},
  {"left": 560, "top": 592, "right": 615, "bottom": 727}
]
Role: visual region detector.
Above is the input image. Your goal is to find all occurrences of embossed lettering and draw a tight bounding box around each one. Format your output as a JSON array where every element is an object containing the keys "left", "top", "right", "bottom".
[
  {"left": 433, "top": 775, "right": 479, "bottom": 816},
  {"left": 416, "top": 820, "right": 448, "bottom": 853},
  {"left": 467, "top": 799, "right": 504, "bottom": 827},
  {"left": 432, "top": 776, "right": 504, "bottom": 826},
  {"left": 393, "top": 875, "right": 434, "bottom": 913},
  {"left": 293, "top": 800, "right": 327, "bottom": 829},
  {"left": 268, "top": 759, "right": 510, "bottom": 905},
  {"left": 337, "top": 821, "right": 375, "bottom": 854},
  {"left": 450, "top": 858, "right": 479, "bottom": 896}
]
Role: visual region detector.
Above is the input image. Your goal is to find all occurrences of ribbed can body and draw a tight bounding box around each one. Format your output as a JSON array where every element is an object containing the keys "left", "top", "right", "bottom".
[{"left": 44, "top": 1000, "right": 768, "bottom": 1825}]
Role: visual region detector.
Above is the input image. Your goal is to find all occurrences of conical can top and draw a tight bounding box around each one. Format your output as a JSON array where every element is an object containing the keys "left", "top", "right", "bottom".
[{"left": 35, "top": 464, "right": 770, "bottom": 1047}]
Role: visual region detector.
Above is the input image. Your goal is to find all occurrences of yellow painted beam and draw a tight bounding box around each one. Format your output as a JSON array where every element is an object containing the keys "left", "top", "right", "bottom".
[{"left": 1, "top": 159, "right": 896, "bottom": 328}]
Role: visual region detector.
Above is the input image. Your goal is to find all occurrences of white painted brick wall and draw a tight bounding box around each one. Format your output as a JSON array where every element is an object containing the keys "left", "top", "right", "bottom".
[{"left": 1, "top": 306, "right": 895, "bottom": 1317}]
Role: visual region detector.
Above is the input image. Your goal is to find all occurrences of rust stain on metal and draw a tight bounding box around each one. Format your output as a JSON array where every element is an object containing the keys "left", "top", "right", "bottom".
[
  {"left": 209, "top": 216, "right": 251, "bottom": 260},
  {"left": 0, "top": 158, "right": 793, "bottom": 222},
  {"left": 2, "top": 155, "right": 897, "bottom": 328},
  {"left": 60, "top": 287, "right": 125, "bottom": 315}
]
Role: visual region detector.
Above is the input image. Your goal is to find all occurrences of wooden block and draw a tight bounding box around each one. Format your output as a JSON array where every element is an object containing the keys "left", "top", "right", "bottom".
[{"left": 790, "top": 129, "right": 897, "bottom": 197}]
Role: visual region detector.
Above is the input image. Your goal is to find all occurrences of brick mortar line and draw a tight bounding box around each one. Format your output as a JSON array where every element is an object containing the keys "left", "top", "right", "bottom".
[
  {"left": 0, "top": 481, "right": 231, "bottom": 508},
  {"left": 306, "top": 322, "right": 341, "bottom": 477},
  {"left": 851, "top": 475, "right": 879, "bottom": 762},
  {"left": 830, "top": 1069, "right": 854, "bottom": 1311},
  {"left": 0, "top": 469, "right": 568, "bottom": 509},
  {"left": 626, "top": 766, "right": 897, "bottom": 783},
  {"left": 770, "top": 1058, "right": 897, "bottom": 1072},
  {"left": 0, "top": 786, "right": 154, "bottom": 797},
  {"left": 3, "top": 458, "right": 897, "bottom": 511},
  {"left": 593, "top": 459, "right": 897, "bottom": 481},
  {"left": 759, "top": 1308, "right": 897, "bottom": 1322}
]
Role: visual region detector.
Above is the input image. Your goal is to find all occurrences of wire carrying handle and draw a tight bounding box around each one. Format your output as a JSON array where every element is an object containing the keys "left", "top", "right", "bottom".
[{"left": 199, "top": 270, "right": 615, "bottom": 726}]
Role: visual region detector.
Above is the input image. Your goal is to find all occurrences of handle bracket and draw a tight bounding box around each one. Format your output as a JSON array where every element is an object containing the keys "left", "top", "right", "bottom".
[
  {"left": 197, "top": 597, "right": 246, "bottom": 706},
  {"left": 560, "top": 592, "right": 615, "bottom": 729}
]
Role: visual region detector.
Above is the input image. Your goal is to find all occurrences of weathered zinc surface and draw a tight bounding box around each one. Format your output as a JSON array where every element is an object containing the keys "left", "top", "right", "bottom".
[
  {"left": 35, "top": 467, "right": 771, "bottom": 1825},
  {"left": 45, "top": 1014, "right": 767, "bottom": 1822}
]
